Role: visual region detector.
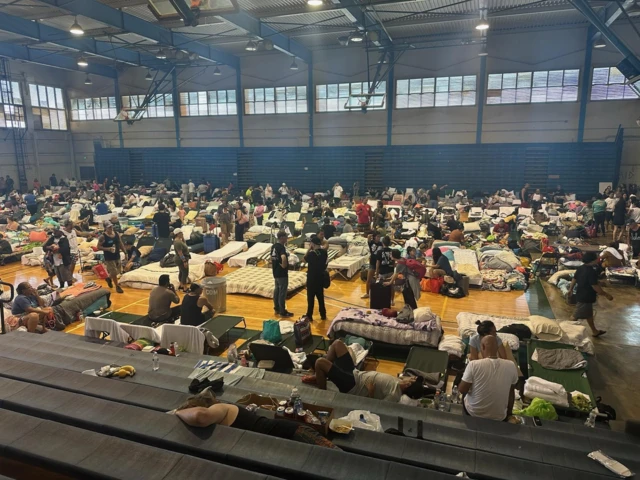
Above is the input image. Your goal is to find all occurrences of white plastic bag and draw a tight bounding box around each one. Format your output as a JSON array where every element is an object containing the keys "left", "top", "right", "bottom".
[{"left": 339, "top": 410, "right": 383, "bottom": 432}]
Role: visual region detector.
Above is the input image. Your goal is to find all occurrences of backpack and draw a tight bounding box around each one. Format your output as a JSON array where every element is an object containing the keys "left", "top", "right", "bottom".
[
  {"left": 294, "top": 317, "right": 312, "bottom": 346},
  {"left": 399, "top": 258, "right": 427, "bottom": 279},
  {"left": 160, "top": 253, "right": 177, "bottom": 268}
]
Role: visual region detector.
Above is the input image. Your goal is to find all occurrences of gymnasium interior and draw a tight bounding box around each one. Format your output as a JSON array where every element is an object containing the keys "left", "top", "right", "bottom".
[{"left": 0, "top": 0, "right": 639, "bottom": 479}]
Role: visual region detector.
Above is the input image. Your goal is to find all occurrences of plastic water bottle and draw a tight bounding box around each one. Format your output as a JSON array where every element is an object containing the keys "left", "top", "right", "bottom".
[
  {"left": 435, "top": 389, "right": 442, "bottom": 409},
  {"left": 439, "top": 392, "right": 447, "bottom": 412},
  {"left": 290, "top": 387, "right": 300, "bottom": 406},
  {"left": 152, "top": 351, "right": 159, "bottom": 371},
  {"left": 584, "top": 409, "right": 597, "bottom": 428},
  {"left": 294, "top": 397, "right": 304, "bottom": 415},
  {"left": 173, "top": 342, "right": 179, "bottom": 357},
  {"left": 451, "top": 385, "right": 459, "bottom": 404},
  {"left": 227, "top": 344, "right": 238, "bottom": 364}
]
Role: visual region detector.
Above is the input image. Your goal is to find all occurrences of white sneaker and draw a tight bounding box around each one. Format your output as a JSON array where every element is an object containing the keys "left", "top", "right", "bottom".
[{"left": 360, "top": 293, "right": 369, "bottom": 299}]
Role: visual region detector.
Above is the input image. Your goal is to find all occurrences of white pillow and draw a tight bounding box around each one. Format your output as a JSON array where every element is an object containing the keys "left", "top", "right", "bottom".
[
  {"left": 497, "top": 332, "right": 520, "bottom": 351},
  {"left": 529, "top": 315, "right": 563, "bottom": 341}
]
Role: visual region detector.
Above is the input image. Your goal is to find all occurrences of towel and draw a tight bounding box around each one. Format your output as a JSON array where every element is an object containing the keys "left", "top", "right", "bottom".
[
  {"left": 524, "top": 376, "right": 569, "bottom": 407},
  {"left": 532, "top": 348, "right": 587, "bottom": 370}
]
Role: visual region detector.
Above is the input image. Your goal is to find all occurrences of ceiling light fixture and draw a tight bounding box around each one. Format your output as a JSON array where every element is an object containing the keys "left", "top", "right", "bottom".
[
  {"left": 69, "top": 16, "right": 84, "bottom": 35},
  {"left": 145, "top": 70, "right": 153, "bottom": 81},
  {"left": 338, "top": 35, "right": 350, "bottom": 46},
  {"left": 349, "top": 31, "right": 365, "bottom": 43},
  {"left": 156, "top": 48, "right": 167, "bottom": 59},
  {"left": 213, "top": 66, "right": 222, "bottom": 75},
  {"left": 594, "top": 37, "right": 606, "bottom": 48},
  {"left": 84, "top": 74, "right": 92, "bottom": 85},
  {"left": 307, "top": 0, "right": 323, "bottom": 5},
  {"left": 245, "top": 40, "right": 258, "bottom": 51},
  {"left": 77, "top": 55, "right": 88, "bottom": 67},
  {"left": 476, "top": 9, "right": 489, "bottom": 31},
  {"left": 290, "top": 58, "right": 299, "bottom": 70}
]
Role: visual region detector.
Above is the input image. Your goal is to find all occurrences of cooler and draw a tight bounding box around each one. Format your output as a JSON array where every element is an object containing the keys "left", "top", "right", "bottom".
[{"left": 202, "top": 277, "right": 227, "bottom": 313}]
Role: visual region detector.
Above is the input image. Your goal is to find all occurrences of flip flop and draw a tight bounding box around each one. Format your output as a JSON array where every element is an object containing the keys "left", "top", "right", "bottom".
[
  {"left": 301, "top": 375, "right": 317, "bottom": 385},
  {"left": 593, "top": 330, "right": 607, "bottom": 337}
]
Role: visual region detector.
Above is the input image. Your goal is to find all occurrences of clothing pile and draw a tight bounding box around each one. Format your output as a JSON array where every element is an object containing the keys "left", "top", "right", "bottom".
[
  {"left": 524, "top": 376, "right": 569, "bottom": 407},
  {"left": 532, "top": 348, "right": 587, "bottom": 370}
]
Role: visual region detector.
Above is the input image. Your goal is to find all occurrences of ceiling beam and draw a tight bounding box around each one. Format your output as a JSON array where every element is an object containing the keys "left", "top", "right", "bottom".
[
  {"left": 0, "top": 11, "right": 170, "bottom": 69},
  {"left": 220, "top": 11, "right": 312, "bottom": 63},
  {"left": 333, "top": 0, "right": 392, "bottom": 46},
  {"left": 0, "top": 42, "right": 117, "bottom": 77},
  {"left": 35, "top": 0, "right": 240, "bottom": 69},
  {"left": 590, "top": 0, "right": 635, "bottom": 40}
]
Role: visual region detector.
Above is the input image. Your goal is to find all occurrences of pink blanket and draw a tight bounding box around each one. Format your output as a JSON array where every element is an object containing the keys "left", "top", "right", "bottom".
[{"left": 327, "top": 307, "right": 439, "bottom": 337}]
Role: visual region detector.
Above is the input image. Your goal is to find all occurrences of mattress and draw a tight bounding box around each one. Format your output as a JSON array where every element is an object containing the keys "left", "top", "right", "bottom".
[
  {"left": 224, "top": 266, "right": 307, "bottom": 298},
  {"left": 129, "top": 206, "right": 155, "bottom": 220},
  {"left": 227, "top": 242, "right": 272, "bottom": 268},
  {"left": 453, "top": 249, "right": 483, "bottom": 286},
  {"left": 120, "top": 261, "right": 206, "bottom": 289},
  {"left": 205, "top": 241, "right": 247, "bottom": 264},
  {"left": 328, "top": 254, "right": 368, "bottom": 279},
  {"left": 329, "top": 315, "right": 442, "bottom": 348}
]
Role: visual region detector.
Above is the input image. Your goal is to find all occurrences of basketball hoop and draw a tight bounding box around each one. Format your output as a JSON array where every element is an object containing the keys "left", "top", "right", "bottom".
[
  {"left": 113, "top": 107, "right": 146, "bottom": 125},
  {"left": 344, "top": 92, "right": 386, "bottom": 112}
]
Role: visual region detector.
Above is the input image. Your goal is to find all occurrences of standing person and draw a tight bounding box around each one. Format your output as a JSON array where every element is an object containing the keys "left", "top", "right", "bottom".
[
  {"left": 605, "top": 192, "right": 617, "bottom": 232},
  {"left": 62, "top": 220, "right": 79, "bottom": 277},
  {"left": 24, "top": 191, "right": 37, "bottom": 216},
  {"left": 592, "top": 194, "right": 607, "bottom": 237},
  {"left": 188, "top": 179, "right": 196, "bottom": 201},
  {"left": 49, "top": 173, "right": 57, "bottom": 187},
  {"left": 254, "top": 200, "right": 265, "bottom": 226},
  {"left": 5, "top": 175, "right": 14, "bottom": 193},
  {"left": 173, "top": 228, "right": 190, "bottom": 292},
  {"left": 628, "top": 198, "right": 640, "bottom": 224},
  {"left": 361, "top": 232, "right": 382, "bottom": 299},
  {"left": 265, "top": 183, "right": 273, "bottom": 201},
  {"left": 383, "top": 249, "right": 420, "bottom": 309},
  {"left": 279, "top": 183, "right": 289, "bottom": 204},
  {"left": 98, "top": 221, "right": 125, "bottom": 294},
  {"left": 304, "top": 236, "right": 328, "bottom": 321},
  {"left": 112, "top": 187, "right": 123, "bottom": 208},
  {"left": 375, "top": 235, "right": 395, "bottom": 305},
  {"left": 44, "top": 227, "right": 74, "bottom": 288},
  {"left": 612, "top": 193, "right": 627, "bottom": 241},
  {"left": 552, "top": 184, "right": 565, "bottom": 204},
  {"left": 235, "top": 205, "right": 249, "bottom": 242},
  {"left": 627, "top": 220, "right": 640, "bottom": 258},
  {"left": 568, "top": 251, "right": 612, "bottom": 337},
  {"left": 373, "top": 201, "right": 389, "bottom": 229},
  {"left": 33, "top": 178, "right": 41, "bottom": 192},
  {"left": 217, "top": 205, "right": 230, "bottom": 245},
  {"left": 148, "top": 275, "right": 181, "bottom": 325},
  {"left": 352, "top": 181, "right": 359, "bottom": 199},
  {"left": 321, "top": 218, "right": 336, "bottom": 239},
  {"left": 180, "top": 284, "right": 214, "bottom": 326},
  {"left": 520, "top": 183, "right": 530, "bottom": 207},
  {"left": 355, "top": 198, "right": 372, "bottom": 231},
  {"left": 153, "top": 204, "right": 171, "bottom": 239},
  {"left": 271, "top": 231, "right": 293, "bottom": 318},
  {"left": 333, "top": 183, "right": 343, "bottom": 203}
]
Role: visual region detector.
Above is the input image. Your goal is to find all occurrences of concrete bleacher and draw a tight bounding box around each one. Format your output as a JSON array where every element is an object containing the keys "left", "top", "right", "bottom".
[{"left": 0, "top": 331, "right": 638, "bottom": 480}]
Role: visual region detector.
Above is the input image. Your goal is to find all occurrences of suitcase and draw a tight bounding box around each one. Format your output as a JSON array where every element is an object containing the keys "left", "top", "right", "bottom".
[
  {"left": 204, "top": 234, "right": 220, "bottom": 254},
  {"left": 370, "top": 281, "right": 392, "bottom": 309}
]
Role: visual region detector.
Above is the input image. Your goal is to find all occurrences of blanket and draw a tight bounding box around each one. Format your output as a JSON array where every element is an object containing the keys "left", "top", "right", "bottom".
[
  {"left": 328, "top": 307, "right": 439, "bottom": 336},
  {"left": 532, "top": 348, "right": 587, "bottom": 370}
]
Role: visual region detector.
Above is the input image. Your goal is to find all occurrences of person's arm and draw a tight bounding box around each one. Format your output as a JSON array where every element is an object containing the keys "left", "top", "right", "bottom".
[
  {"left": 365, "top": 377, "right": 376, "bottom": 398},
  {"left": 458, "top": 380, "right": 471, "bottom": 396},
  {"left": 375, "top": 257, "right": 381, "bottom": 277},
  {"left": 468, "top": 346, "right": 479, "bottom": 361},
  {"left": 593, "top": 284, "right": 613, "bottom": 301},
  {"left": 197, "top": 296, "right": 214, "bottom": 311},
  {"left": 175, "top": 405, "right": 227, "bottom": 428},
  {"left": 280, "top": 249, "right": 288, "bottom": 269},
  {"left": 507, "top": 385, "right": 516, "bottom": 418},
  {"left": 498, "top": 342, "right": 508, "bottom": 360},
  {"left": 568, "top": 278, "right": 576, "bottom": 295}
]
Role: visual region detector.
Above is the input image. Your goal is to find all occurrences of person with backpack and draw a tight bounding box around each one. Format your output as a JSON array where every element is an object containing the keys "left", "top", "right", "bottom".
[{"left": 383, "top": 249, "right": 422, "bottom": 309}]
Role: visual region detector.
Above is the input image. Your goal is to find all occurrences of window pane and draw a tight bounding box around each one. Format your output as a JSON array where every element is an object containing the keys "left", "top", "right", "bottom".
[
  {"left": 422, "top": 78, "right": 435, "bottom": 93},
  {"left": 462, "top": 91, "right": 476, "bottom": 105},
  {"left": 435, "top": 77, "right": 449, "bottom": 93},
  {"left": 218, "top": 90, "right": 227, "bottom": 103},
  {"left": 409, "top": 79, "right": 422, "bottom": 94},
  {"left": 502, "top": 73, "right": 517, "bottom": 89},
  {"left": 245, "top": 89, "right": 254, "bottom": 102},
  {"left": 564, "top": 69, "right": 579, "bottom": 86},
  {"left": 338, "top": 84, "right": 349, "bottom": 98},
  {"left": 285, "top": 87, "right": 296, "bottom": 100},
  {"left": 41, "top": 109, "right": 50, "bottom": 129},
  {"left": 562, "top": 85, "right": 578, "bottom": 101},
  {"left": 297, "top": 86, "right": 306, "bottom": 99},
  {"left": 317, "top": 99, "right": 327, "bottom": 111},
  {"left": 515, "top": 88, "right": 531, "bottom": 103},
  {"left": 228, "top": 103, "right": 237, "bottom": 115},
  {"left": 463, "top": 76, "right": 476, "bottom": 91},
  {"left": 228, "top": 90, "right": 236, "bottom": 103},
  {"left": 487, "top": 74, "right": 502, "bottom": 90},
  {"left": 592, "top": 68, "right": 609, "bottom": 85},
  {"left": 327, "top": 84, "right": 338, "bottom": 98},
  {"left": 448, "top": 91, "right": 462, "bottom": 106},
  {"left": 39, "top": 86, "right": 48, "bottom": 107},
  {"left": 351, "top": 83, "right": 362, "bottom": 95},
  {"left": 276, "top": 87, "right": 286, "bottom": 101},
  {"left": 71, "top": 99, "right": 78, "bottom": 109},
  {"left": 546, "top": 86, "right": 563, "bottom": 102},
  {"left": 548, "top": 71, "right": 563, "bottom": 87},
  {"left": 435, "top": 92, "right": 448, "bottom": 107},
  {"left": 263, "top": 88, "right": 274, "bottom": 102},
  {"left": 397, "top": 80, "right": 408, "bottom": 95},
  {"left": 255, "top": 88, "right": 264, "bottom": 102},
  {"left": 609, "top": 67, "right": 625, "bottom": 84},
  {"left": 375, "top": 82, "right": 386, "bottom": 95},
  {"left": 29, "top": 84, "right": 38, "bottom": 106},
  {"left": 532, "top": 71, "right": 548, "bottom": 88},
  {"left": 449, "top": 76, "right": 462, "bottom": 92},
  {"left": 517, "top": 72, "right": 532, "bottom": 89},
  {"left": 317, "top": 85, "right": 327, "bottom": 99},
  {"left": 55, "top": 88, "right": 64, "bottom": 109},
  {"left": 396, "top": 95, "right": 408, "bottom": 109}
]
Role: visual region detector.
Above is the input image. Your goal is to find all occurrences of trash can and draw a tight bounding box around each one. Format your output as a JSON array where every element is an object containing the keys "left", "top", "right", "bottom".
[{"left": 202, "top": 277, "right": 227, "bottom": 313}]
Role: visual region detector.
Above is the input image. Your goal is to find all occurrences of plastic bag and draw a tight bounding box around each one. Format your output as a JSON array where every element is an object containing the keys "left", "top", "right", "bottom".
[
  {"left": 514, "top": 397, "right": 558, "bottom": 421},
  {"left": 262, "top": 319, "right": 282, "bottom": 343},
  {"left": 339, "top": 410, "right": 383, "bottom": 432}
]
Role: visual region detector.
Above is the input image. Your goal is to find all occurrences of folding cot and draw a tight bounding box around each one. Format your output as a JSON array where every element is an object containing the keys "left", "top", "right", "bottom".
[
  {"left": 199, "top": 314, "right": 246, "bottom": 347},
  {"left": 403, "top": 346, "right": 449, "bottom": 384}
]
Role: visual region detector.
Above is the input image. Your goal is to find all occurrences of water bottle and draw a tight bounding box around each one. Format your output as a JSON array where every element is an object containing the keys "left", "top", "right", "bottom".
[
  {"left": 290, "top": 387, "right": 300, "bottom": 407},
  {"left": 435, "top": 389, "right": 442, "bottom": 409},
  {"left": 173, "top": 342, "right": 179, "bottom": 357},
  {"left": 451, "top": 385, "right": 459, "bottom": 404},
  {"left": 439, "top": 392, "right": 447, "bottom": 412},
  {"left": 152, "top": 351, "right": 159, "bottom": 371},
  {"left": 584, "top": 409, "right": 597, "bottom": 428},
  {"left": 294, "top": 397, "right": 304, "bottom": 415},
  {"left": 227, "top": 344, "right": 238, "bottom": 364}
]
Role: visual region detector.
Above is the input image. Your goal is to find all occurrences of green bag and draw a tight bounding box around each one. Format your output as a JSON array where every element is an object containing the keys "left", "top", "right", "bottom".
[
  {"left": 262, "top": 319, "right": 282, "bottom": 344},
  {"left": 514, "top": 397, "right": 558, "bottom": 421}
]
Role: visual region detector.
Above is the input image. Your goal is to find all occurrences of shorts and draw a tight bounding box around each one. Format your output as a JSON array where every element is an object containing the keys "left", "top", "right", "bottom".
[
  {"left": 605, "top": 212, "right": 613, "bottom": 222},
  {"left": 104, "top": 260, "right": 122, "bottom": 277},
  {"left": 574, "top": 302, "right": 594, "bottom": 319},
  {"left": 358, "top": 224, "right": 370, "bottom": 230},
  {"left": 70, "top": 253, "right": 79, "bottom": 264},
  {"left": 327, "top": 352, "right": 356, "bottom": 393}
]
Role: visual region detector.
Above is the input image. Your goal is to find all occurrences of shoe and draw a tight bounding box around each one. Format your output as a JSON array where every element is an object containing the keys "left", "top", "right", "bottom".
[
  {"left": 116, "top": 286, "right": 124, "bottom": 294},
  {"left": 105, "top": 278, "right": 113, "bottom": 288},
  {"left": 320, "top": 316, "right": 327, "bottom": 321},
  {"left": 304, "top": 316, "right": 314, "bottom": 322},
  {"left": 360, "top": 294, "right": 369, "bottom": 299},
  {"left": 281, "top": 311, "right": 294, "bottom": 318}
]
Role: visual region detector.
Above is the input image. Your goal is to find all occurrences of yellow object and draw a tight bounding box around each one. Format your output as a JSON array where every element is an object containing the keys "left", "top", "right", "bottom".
[
  {"left": 116, "top": 369, "right": 129, "bottom": 378},
  {"left": 121, "top": 365, "right": 135, "bottom": 374},
  {"left": 520, "top": 257, "right": 531, "bottom": 267}
]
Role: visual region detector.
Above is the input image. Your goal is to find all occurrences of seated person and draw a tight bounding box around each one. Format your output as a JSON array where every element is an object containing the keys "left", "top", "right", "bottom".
[
  {"left": 0, "top": 233, "right": 12, "bottom": 255},
  {"left": 459, "top": 336, "right": 518, "bottom": 421},
  {"left": 148, "top": 274, "right": 181, "bottom": 324},
  {"left": 6, "top": 217, "right": 19, "bottom": 232},
  {"left": 426, "top": 220, "right": 442, "bottom": 240},
  {"left": 493, "top": 219, "right": 510, "bottom": 235},
  {"left": 95, "top": 198, "right": 109, "bottom": 215},
  {"left": 342, "top": 218, "right": 354, "bottom": 234},
  {"left": 430, "top": 247, "right": 456, "bottom": 278},
  {"left": 123, "top": 240, "right": 141, "bottom": 272},
  {"left": 8, "top": 282, "right": 51, "bottom": 333},
  {"left": 180, "top": 283, "right": 214, "bottom": 326},
  {"left": 446, "top": 218, "right": 462, "bottom": 232},
  {"left": 321, "top": 218, "right": 336, "bottom": 239},
  {"left": 599, "top": 241, "right": 627, "bottom": 268},
  {"left": 315, "top": 230, "right": 329, "bottom": 250},
  {"left": 304, "top": 340, "right": 424, "bottom": 402},
  {"left": 449, "top": 227, "right": 464, "bottom": 243},
  {"left": 174, "top": 389, "right": 338, "bottom": 449}
]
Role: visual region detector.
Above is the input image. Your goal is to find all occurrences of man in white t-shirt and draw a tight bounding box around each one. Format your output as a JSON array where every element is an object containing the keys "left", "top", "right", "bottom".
[
  {"left": 333, "top": 183, "right": 343, "bottom": 201},
  {"left": 604, "top": 192, "right": 617, "bottom": 231},
  {"left": 63, "top": 220, "right": 79, "bottom": 276},
  {"left": 188, "top": 180, "right": 196, "bottom": 201},
  {"left": 459, "top": 335, "right": 518, "bottom": 421}
]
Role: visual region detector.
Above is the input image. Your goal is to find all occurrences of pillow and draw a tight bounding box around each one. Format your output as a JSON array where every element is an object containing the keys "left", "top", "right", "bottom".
[
  {"left": 529, "top": 315, "right": 562, "bottom": 341},
  {"left": 497, "top": 332, "right": 520, "bottom": 351},
  {"left": 463, "top": 222, "right": 481, "bottom": 233},
  {"left": 124, "top": 226, "right": 138, "bottom": 235},
  {"left": 138, "top": 245, "right": 153, "bottom": 258}
]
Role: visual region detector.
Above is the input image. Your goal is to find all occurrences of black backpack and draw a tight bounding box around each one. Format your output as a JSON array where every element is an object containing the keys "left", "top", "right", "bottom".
[
  {"left": 148, "top": 247, "right": 167, "bottom": 263},
  {"left": 595, "top": 397, "right": 616, "bottom": 422}
]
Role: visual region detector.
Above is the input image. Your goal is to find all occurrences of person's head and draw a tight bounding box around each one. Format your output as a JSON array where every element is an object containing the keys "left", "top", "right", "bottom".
[
  {"left": 277, "top": 230, "right": 288, "bottom": 244},
  {"left": 609, "top": 241, "right": 620, "bottom": 250},
  {"left": 159, "top": 274, "right": 171, "bottom": 287},
  {"left": 407, "top": 246, "right": 416, "bottom": 258},
  {"left": 399, "top": 376, "right": 424, "bottom": 399},
  {"left": 609, "top": 192, "right": 615, "bottom": 199},
  {"left": 53, "top": 227, "right": 63, "bottom": 238},
  {"left": 173, "top": 228, "right": 184, "bottom": 239},
  {"left": 377, "top": 200, "right": 383, "bottom": 209},
  {"left": 382, "top": 235, "right": 391, "bottom": 247},
  {"left": 323, "top": 218, "right": 330, "bottom": 225},
  {"left": 310, "top": 235, "right": 322, "bottom": 250},
  {"left": 189, "top": 283, "right": 202, "bottom": 295},
  {"left": 64, "top": 220, "right": 74, "bottom": 232},
  {"left": 630, "top": 220, "right": 638, "bottom": 230},
  {"left": 103, "top": 221, "right": 113, "bottom": 232},
  {"left": 391, "top": 249, "right": 402, "bottom": 260},
  {"left": 525, "top": 183, "right": 530, "bottom": 188},
  {"left": 345, "top": 219, "right": 352, "bottom": 225},
  {"left": 418, "top": 243, "right": 427, "bottom": 252},
  {"left": 158, "top": 203, "right": 166, "bottom": 212},
  {"left": 583, "top": 251, "right": 598, "bottom": 264},
  {"left": 175, "top": 389, "right": 218, "bottom": 412},
  {"left": 498, "top": 219, "right": 506, "bottom": 226},
  {"left": 317, "top": 230, "right": 325, "bottom": 240},
  {"left": 432, "top": 184, "right": 437, "bottom": 190},
  {"left": 432, "top": 247, "right": 442, "bottom": 262},
  {"left": 17, "top": 282, "right": 34, "bottom": 296},
  {"left": 476, "top": 320, "right": 497, "bottom": 338},
  {"left": 535, "top": 188, "right": 540, "bottom": 194},
  {"left": 480, "top": 335, "right": 499, "bottom": 358},
  {"left": 125, "top": 240, "right": 135, "bottom": 250}
]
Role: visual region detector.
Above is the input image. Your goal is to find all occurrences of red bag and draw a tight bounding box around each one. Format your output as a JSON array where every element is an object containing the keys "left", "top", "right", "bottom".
[
  {"left": 430, "top": 276, "right": 444, "bottom": 294},
  {"left": 398, "top": 258, "right": 427, "bottom": 279},
  {"left": 92, "top": 264, "right": 109, "bottom": 279}
]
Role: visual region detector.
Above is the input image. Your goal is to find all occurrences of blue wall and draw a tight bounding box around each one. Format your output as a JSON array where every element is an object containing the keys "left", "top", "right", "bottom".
[{"left": 95, "top": 142, "right": 619, "bottom": 199}]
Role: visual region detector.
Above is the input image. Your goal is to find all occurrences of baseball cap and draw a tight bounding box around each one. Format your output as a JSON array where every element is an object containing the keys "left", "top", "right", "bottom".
[{"left": 311, "top": 236, "right": 322, "bottom": 246}]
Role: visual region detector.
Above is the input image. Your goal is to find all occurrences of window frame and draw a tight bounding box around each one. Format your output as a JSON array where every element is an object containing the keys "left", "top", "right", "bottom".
[
  {"left": 243, "top": 86, "right": 308, "bottom": 115},
  {"left": 485, "top": 69, "right": 580, "bottom": 105},
  {"left": 590, "top": 66, "right": 639, "bottom": 101},
  {"left": 70, "top": 96, "right": 118, "bottom": 121},
  {"left": 0, "top": 80, "right": 26, "bottom": 129},
  {"left": 395, "top": 75, "right": 477, "bottom": 109},
  {"left": 315, "top": 81, "right": 387, "bottom": 113},
  {"left": 121, "top": 93, "right": 175, "bottom": 118},
  {"left": 29, "top": 83, "right": 68, "bottom": 131},
  {"left": 178, "top": 89, "right": 238, "bottom": 117}
]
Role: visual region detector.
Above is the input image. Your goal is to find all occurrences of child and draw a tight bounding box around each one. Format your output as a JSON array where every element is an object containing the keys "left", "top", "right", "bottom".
[
  {"left": 124, "top": 240, "right": 141, "bottom": 273},
  {"left": 43, "top": 248, "right": 57, "bottom": 288}
]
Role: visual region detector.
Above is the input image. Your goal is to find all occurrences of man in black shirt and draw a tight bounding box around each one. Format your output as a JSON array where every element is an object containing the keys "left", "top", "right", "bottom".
[
  {"left": 321, "top": 218, "right": 336, "bottom": 239},
  {"left": 153, "top": 204, "right": 171, "bottom": 238},
  {"left": 361, "top": 232, "right": 382, "bottom": 299},
  {"left": 568, "top": 252, "right": 613, "bottom": 337},
  {"left": 304, "top": 236, "right": 328, "bottom": 321},
  {"left": 271, "top": 230, "right": 293, "bottom": 318},
  {"left": 49, "top": 173, "right": 58, "bottom": 187},
  {"left": 375, "top": 236, "right": 394, "bottom": 279}
]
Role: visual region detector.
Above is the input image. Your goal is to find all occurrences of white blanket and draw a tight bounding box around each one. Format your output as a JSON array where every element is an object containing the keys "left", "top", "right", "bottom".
[
  {"left": 120, "top": 261, "right": 206, "bottom": 290},
  {"left": 84, "top": 317, "right": 129, "bottom": 344},
  {"left": 159, "top": 324, "right": 205, "bottom": 354},
  {"left": 228, "top": 242, "right": 272, "bottom": 268}
]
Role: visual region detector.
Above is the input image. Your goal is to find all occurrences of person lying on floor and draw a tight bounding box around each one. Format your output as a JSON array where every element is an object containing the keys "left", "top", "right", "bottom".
[
  {"left": 303, "top": 340, "right": 424, "bottom": 402},
  {"left": 173, "top": 389, "right": 339, "bottom": 449}
]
